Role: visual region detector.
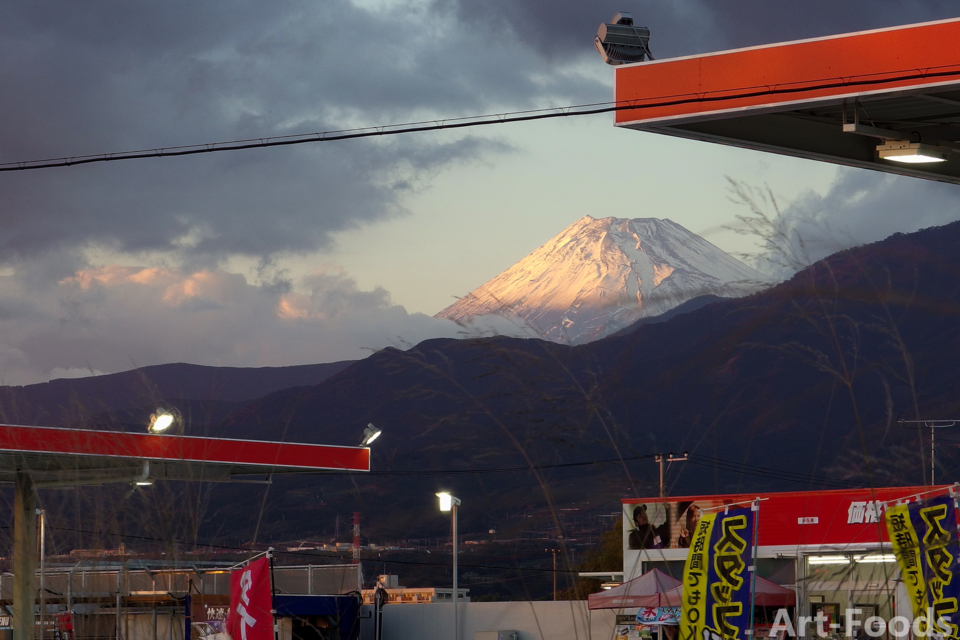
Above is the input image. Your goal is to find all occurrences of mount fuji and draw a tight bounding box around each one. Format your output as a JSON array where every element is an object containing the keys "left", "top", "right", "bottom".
[{"left": 435, "top": 216, "right": 768, "bottom": 344}]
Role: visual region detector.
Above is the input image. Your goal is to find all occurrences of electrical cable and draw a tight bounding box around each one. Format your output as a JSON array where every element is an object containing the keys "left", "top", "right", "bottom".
[
  {"left": 3, "top": 63, "right": 959, "bottom": 172},
  {"left": 358, "top": 453, "right": 657, "bottom": 476},
  {"left": 685, "top": 454, "right": 864, "bottom": 489},
  {"left": 318, "top": 451, "right": 861, "bottom": 488},
  {"left": 685, "top": 456, "right": 843, "bottom": 487}
]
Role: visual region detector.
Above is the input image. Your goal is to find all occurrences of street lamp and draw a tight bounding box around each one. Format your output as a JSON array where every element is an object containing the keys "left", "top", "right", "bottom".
[{"left": 437, "top": 492, "right": 461, "bottom": 640}]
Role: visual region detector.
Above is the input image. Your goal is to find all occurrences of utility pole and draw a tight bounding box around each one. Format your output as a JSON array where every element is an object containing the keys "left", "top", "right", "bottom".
[
  {"left": 899, "top": 419, "right": 959, "bottom": 485},
  {"left": 654, "top": 452, "right": 688, "bottom": 498}
]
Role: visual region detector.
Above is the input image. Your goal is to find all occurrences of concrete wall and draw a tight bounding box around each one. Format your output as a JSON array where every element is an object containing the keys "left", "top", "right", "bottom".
[
  {"left": 381, "top": 601, "right": 617, "bottom": 640},
  {"left": 123, "top": 612, "right": 184, "bottom": 640}
]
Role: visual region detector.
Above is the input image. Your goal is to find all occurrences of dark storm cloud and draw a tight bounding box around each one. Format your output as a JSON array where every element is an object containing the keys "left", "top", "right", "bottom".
[
  {"left": 0, "top": 135, "right": 508, "bottom": 265},
  {"left": 0, "top": 1, "right": 549, "bottom": 263},
  {"left": 2, "top": 2, "right": 959, "bottom": 266},
  {"left": 445, "top": 0, "right": 960, "bottom": 60}
]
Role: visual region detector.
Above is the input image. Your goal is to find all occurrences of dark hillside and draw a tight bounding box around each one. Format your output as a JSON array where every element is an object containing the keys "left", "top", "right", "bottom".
[
  {"left": 0, "top": 360, "right": 354, "bottom": 427},
  {"left": 208, "top": 221, "right": 960, "bottom": 543}
]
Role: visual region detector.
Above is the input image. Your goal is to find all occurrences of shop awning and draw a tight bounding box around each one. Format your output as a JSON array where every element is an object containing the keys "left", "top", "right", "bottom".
[
  {"left": 587, "top": 568, "right": 681, "bottom": 610},
  {"left": 653, "top": 576, "right": 797, "bottom": 609},
  {"left": 744, "top": 577, "right": 797, "bottom": 607}
]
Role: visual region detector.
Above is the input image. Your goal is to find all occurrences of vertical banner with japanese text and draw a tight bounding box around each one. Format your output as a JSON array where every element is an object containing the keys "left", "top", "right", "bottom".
[
  {"left": 885, "top": 494, "right": 960, "bottom": 639},
  {"left": 227, "top": 557, "right": 273, "bottom": 640},
  {"left": 680, "top": 506, "right": 755, "bottom": 640}
]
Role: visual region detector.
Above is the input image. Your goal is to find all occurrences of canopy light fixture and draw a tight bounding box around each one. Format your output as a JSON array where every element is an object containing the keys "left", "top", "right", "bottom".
[
  {"left": 808, "top": 554, "right": 896, "bottom": 565},
  {"left": 858, "top": 554, "right": 897, "bottom": 564},
  {"left": 807, "top": 555, "right": 850, "bottom": 565},
  {"left": 360, "top": 423, "right": 381, "bottom": 447},
  {"left": 878, "top": 141, "right": 948, "bottom": 164},
  {"left": 595, "top": 12, "right": 654, "bottom": 66},
  {"left": 148, "top": 408, "right": 178, "bottom": 433}
]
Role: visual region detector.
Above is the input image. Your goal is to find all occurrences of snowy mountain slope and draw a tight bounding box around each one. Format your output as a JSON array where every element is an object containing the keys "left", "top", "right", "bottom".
[{"left": 435, "top": 216, "right": 768, "bottom": 344}]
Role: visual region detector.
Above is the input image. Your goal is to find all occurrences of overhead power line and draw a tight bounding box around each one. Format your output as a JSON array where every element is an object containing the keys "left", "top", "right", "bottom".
[
  {"left": 3, "top": 61, "right": 957, "bottom": 173},
  {"left": 685, "top": 454, "right": 864, "bottom": 490},
  {"left": 361, "top": 453, "right": 657, "bottom": 476},
  {"left": 331, "top": 451, "right": 860, "bottom": 489},
  {"left": 0, "top": 101, "right": 621, "bottom": 172}
]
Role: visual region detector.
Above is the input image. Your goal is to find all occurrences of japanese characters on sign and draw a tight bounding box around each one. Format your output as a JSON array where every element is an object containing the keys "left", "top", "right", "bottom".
[
  {"left": 848, "top": 501, "right": 884, "bottom": 525},
  {"left": 680, "top": 506, "right": 756, "bottom": 640},
  {"left": 53, "top": 613, "right": 74, "bottom": 640},
  {"left": 885, "top": 495, "right": 960, "bottom": 640},
  {"left": 638, "top": 607, "right": 682, "bottom": 625}
]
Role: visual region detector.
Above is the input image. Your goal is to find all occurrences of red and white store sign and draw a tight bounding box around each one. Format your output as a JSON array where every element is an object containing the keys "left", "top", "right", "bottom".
[{"left": 624, "top": 485, "right": 941, "bottom": 548}]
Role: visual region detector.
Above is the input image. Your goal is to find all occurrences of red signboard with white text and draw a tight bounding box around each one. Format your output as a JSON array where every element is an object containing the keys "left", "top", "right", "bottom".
[
  {"left": 227, "top": 557, "right": 273, "bottom": 640},
  {"left": 623, "top": 485, "right": 942, "bottom": 550}
]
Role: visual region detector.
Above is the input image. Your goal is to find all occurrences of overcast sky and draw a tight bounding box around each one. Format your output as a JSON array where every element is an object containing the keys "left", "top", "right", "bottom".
[{"left": 1, "top": 1, "right": 959, "bottom": 385}]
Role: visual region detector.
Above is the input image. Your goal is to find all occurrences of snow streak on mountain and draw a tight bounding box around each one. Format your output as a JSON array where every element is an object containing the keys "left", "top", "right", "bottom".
[{"left": 435, "top": 216, "right": 768, "bottom": 344}]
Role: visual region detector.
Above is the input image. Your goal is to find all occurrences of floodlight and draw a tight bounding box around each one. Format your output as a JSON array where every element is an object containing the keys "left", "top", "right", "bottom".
[
  {"left": 135, "top": 480, "right": 154, "bottom": 486},
  {"left": 877, "top": 141, "right": 948, "bottom": 163},
  {"left": 595, "top": 12, "right": 654, "bottom": 66},
  {"left": 436, "top": 492, "right": 460, "bottom": 512},
  {"left": 148, "top": 408, "right": 177, "bottom": 433},
  {"left": 360, "top": 423, "right": 382, "bottom": 447}
]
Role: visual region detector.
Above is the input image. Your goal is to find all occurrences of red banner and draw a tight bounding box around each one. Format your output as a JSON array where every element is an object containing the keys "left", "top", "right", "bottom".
[
  {"left": 227, "top": 557, "right": 273, "bottom": 640},
  {"left": 53, "top": 612, "right": 74, "bottom": 640}
]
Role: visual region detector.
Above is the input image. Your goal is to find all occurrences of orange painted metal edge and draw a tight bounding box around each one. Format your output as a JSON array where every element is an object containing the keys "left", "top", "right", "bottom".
[
  {"left": 0, "top": 423, "right": 371, "bottom": 472},
  {"left": 615, "top": 18, "right": 960, "bottom": 126}
]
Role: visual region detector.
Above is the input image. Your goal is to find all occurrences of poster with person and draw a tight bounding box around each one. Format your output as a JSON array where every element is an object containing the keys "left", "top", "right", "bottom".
[{"left": 623, "top": 499, "right": 728, "bottom": 551}]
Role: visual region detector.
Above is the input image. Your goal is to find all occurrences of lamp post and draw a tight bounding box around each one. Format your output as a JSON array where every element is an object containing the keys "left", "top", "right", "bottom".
[{"left": 437, "top": 492, "right": 461, "bottom": 640}]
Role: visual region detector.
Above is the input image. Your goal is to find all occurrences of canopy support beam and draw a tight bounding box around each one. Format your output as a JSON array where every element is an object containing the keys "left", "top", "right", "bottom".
[{"left": 13, "top": 472, "right": 36, "bottom": 640}]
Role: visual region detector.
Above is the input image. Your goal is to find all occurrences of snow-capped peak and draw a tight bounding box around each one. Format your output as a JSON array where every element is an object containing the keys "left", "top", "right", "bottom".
[{"left": 435, "top": 216, "right": 767, "bottom": 344}]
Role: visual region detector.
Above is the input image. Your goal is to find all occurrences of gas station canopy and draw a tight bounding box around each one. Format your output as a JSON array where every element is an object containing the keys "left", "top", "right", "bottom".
[
  {"left": 0, "top": 423, "right": 371, "bottom": 640},
  {"left": 0, "top": 423, "right": 370, "bottom": 485},
  {"left": 614, "top": 18, "right": 960, "bottom": 184}
]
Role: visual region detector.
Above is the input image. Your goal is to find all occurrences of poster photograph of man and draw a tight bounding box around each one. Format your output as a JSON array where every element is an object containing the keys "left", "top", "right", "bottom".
[{"left": 624, "top": 500, "right": 716, "bottom": 550}]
